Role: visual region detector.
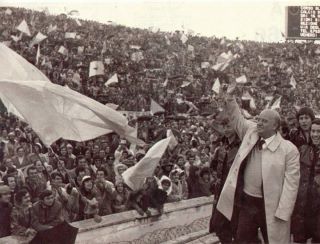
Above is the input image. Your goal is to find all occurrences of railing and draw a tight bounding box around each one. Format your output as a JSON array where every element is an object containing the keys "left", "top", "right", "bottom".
[{"left": 0, "top": 196, "right": 215, "bottom": 244}]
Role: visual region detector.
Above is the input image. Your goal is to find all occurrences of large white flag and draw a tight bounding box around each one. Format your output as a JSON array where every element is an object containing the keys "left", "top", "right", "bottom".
[
  {"left": 150, "top": 99, "right": 165, "bottom": 115},
  {"left": 104, "top": 73, "right": 118, "bottom": 86},
  {"left": 89, "top": 61, "right": 105, "bottom": 77},
  {"left": 0, "top": 43, "right": 144, "bottom": 146},
  {"left": 122, "top": 138, "right": 171, "bottom": 191},
  {"left": 16, "top": 19, "right": 31, "bottom": 36}
]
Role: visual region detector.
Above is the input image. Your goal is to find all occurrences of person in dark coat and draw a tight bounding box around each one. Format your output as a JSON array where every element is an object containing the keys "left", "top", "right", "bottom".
[
  {"left": 289, "top": 107, "right": 315, "bottom": 148},
  {"left": 291, "top": 119, "right": 320, "bottom": 243},
  {"left": 31, "top": 190, "right": 64, "bottom": 232},
  {"left": 0, "top": 185, "right": 12, "bottom": 238}
]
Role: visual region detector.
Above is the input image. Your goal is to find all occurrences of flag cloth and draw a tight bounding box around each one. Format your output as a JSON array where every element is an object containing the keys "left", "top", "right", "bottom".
[
  {"left": 181, "top": 33, "right": 188, "bottom": 44},
  {"left": 30, "top": 32, "right": 47, "bottom": 47},
  {"left": 181, "top": 81, "right": 191, "bottom": 88},
  {"left": 167, "top": 129, "right": 178, "bottom": 149},
  {"left": 271, "top": 97, "right": 282, "bottom": 110},
  {"left": 150, "top": 99, "right": 165, "bottom": 115},
  {"left": 163, "top": 78, "right": 168, "bottom": 87},
  {"left": 47, "top": 24, "right": 57, "bottom": 33},
  {"left": 201, "top": 62, "right": 210, "bottom": 69},
  {"left": 72, "top": 72, "right": 81, "bottom": 85},
  {"left": 101, "top": 41, "right": 107, "bottom": 54},
  {"left": 104, "top": 73, "right": 118, "bottom": 86},
  {"left": 5, "top": 8, "right": 12, "bottom": 15},
  {"left": 89, "top": 61, "right": 105, "bottom": 77},
  {"left": 212, "top": 52, "right": 234, "bottom": 71},
  {"left": 122, "top": 137, "right": 171, "bottom": 191},
  {"left": 16, "top": 19, "right": 31, "bottom": 36},
  {"left": 36, "top": 44, "right": 40, "bottom": 65},
  {"left": 11, "top": 35, "right": 21, "bottom": 42},
  {"left": 187, "top": 45, "right": 194, "bottom": 52},
  {"left": 290, "top": 76, "right": 296, "bottom": 89},
  {"left": 0, "top": 43, "right": 144, "bottom": 147},
  {"left": 212, "top": 78, "right": 220, "bottom": 94},
  {"left": 236, "top": 75, "right": 247, "bottom": 84},
  {"left": 58, "top": 46, "right": 68, "bottom": 56},
  {"left": 65, "top": 32, "right": 77, "bottom": 39}
]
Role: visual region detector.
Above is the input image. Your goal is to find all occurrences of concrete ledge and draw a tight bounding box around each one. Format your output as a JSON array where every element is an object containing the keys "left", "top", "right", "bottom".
[
  {"left": 0, "top": 196, "right": 215, "bottom": 244},
  {"left": 163, "top": 229, "right": 209, "bottom": 244}
]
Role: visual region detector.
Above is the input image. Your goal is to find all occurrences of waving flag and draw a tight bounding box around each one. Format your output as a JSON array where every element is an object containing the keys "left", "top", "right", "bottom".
[
  {"left": 30, "top": 32, "right": 47, "bottom": 47},
  {"left": 212, "top": 78, "right": 220, "bottom": 94},
  {"left": 236, "top": 75, "right": 247, "bottom": 84},
  {"left": 271, "top": 97, "right": 282, "bottom": 110},
  {"left": 290, "top": 76, "right": 297, "bottom": 89},
  {"left": 0, "top": 44, "right": 144, "bottom": 146},
  {"left": 104, "top": 73, "right": 118, "bottom": 86},
  {"left": 89, "top": 61, "right": 104, "bottom": 77},
  {"left": 150, "top": 99, "right": 165, "bottom": 115},
  {"left": 167, "top": 129, "right": 178, "bottom": 149},
  {"left": 181, "top": 33, "right": 188, "bottom": 44},
  {"left": 65, "top": 32, "right": 77, "bottom": 39},
  {"left": 16, "top": 19, "right": 31, "bottom": 36},
  {"left": 122, "top": 138, "right": 171, "bottom": 191},
  {"left": 47, "top": 24, "right": 57, "bottom": 33}
]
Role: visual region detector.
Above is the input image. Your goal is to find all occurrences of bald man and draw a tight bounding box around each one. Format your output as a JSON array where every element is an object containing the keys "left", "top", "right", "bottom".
[{"left": 211, "top": 87, "right": 300, "bottom": 244}]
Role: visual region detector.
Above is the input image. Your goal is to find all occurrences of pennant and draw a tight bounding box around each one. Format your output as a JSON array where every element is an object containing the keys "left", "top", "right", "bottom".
[
  {"left": 167, "top": 129, "right": 178, "bottom": 149},
  {"left": 163, "top": 78, "right": 168, "bottom": 87},
  {"left": 290, "top": 76, "right": 296, "bottom": 89},
  {"left": 0, "top": 44, "right": 144, "bottom": 147},
  {"left": 65, "top": 32, "right": 77, "bottom": 39},
  {"left": 72, "top": 72, "right": 81, "bottom": 85},
  {"left": 201, "top": 62, "right": 210, "bottom": 69},
  {"left": 181, "top": 33, "right": 188, "bottom": 44},
  {"left": 16, "top": 19, "right": 31, "bottom": 36},
  {"left": 271, "top": 97, "right": 282, "bottom": 110},
  {"left": 36, "top": 44, "right": 40, "bottom": 65},
  {"left": 5, "top": 8, "right": 12, "bottom": 15},
  {"left": 58, "top": 46, "right": 68, "bottom": 56},
  {"left": 104, "top": 73, "right": 118, "bottom": 86},
  {"left": 122, "top": 138, "right": 170, "bottom": 191},
  {"left": 150, "top": 99, "right": 165, "bottom": 115},
  {"left": 30, "top": 32, "right": 47, "bottom": 47},
  {"left": 181, "top": 81, "right": 191, "bottom": 88},
  {"left": 212, "top": 78, "right": 220, "bottom": 94},
  {"left": 89, "top": 61, "right": 105, "bottom": 77},
  {"left": 131, "top": 51, "right": 144, "bottom": 62},
  {"left": 47, "top": 24, "right": 57, "bottom": 33},
  {"left": 236, "top": 75, "right": 247, "bottom": 84}
]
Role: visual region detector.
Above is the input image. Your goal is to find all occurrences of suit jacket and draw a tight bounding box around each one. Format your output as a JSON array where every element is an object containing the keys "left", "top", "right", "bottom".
[{"left": 216, "top": 97, "right": 300, "bottom": 244}]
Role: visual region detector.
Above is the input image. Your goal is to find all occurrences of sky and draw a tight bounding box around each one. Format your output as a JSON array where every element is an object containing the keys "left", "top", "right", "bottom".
[{"left": 1, "top": 0, "right": 320, "bottom": 42}]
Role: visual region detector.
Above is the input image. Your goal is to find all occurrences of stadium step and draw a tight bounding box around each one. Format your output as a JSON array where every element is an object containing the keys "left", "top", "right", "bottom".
[{"left": 162, "top": 230, "right": 220, "bottom": 244}]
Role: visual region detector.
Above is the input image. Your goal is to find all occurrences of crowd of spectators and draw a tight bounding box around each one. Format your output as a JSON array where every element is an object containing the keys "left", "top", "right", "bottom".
[{"left": 0, "top": 6, "right": 320, "bottom": 240}]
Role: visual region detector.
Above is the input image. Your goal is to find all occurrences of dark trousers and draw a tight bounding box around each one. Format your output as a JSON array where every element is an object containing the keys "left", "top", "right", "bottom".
[{"left": 235, "top": 192, "right": 268, "bottom": 244}]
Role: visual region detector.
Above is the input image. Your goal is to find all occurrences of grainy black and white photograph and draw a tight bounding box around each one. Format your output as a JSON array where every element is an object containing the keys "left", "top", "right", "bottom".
[{"left": 0, "top": 0, "right": 320, "bottom": 243}]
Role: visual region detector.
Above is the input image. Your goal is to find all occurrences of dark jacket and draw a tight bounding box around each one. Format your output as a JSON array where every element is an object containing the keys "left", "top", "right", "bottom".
[
  {"left": 31, "top": 200, "right": 64, "bottom": 231},
  {"left": 291, "top": 144, "right": 320, "bottom": 241},
  {"left": 10, "top": 205, "right": 33, "bottom": 236},
  {"left": 0, "top": 201, "right": 12, "bottom": 238}
]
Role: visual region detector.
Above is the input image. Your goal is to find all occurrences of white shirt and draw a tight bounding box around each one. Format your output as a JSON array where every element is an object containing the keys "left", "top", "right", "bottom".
[{"left": 262, "top": 134, "right": 276, "bottom": 150}]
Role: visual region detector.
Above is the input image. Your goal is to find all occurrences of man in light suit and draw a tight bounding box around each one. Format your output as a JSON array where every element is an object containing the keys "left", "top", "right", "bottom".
[{"left": 212, "top": 84, "right": 300, "bottom": 243}]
